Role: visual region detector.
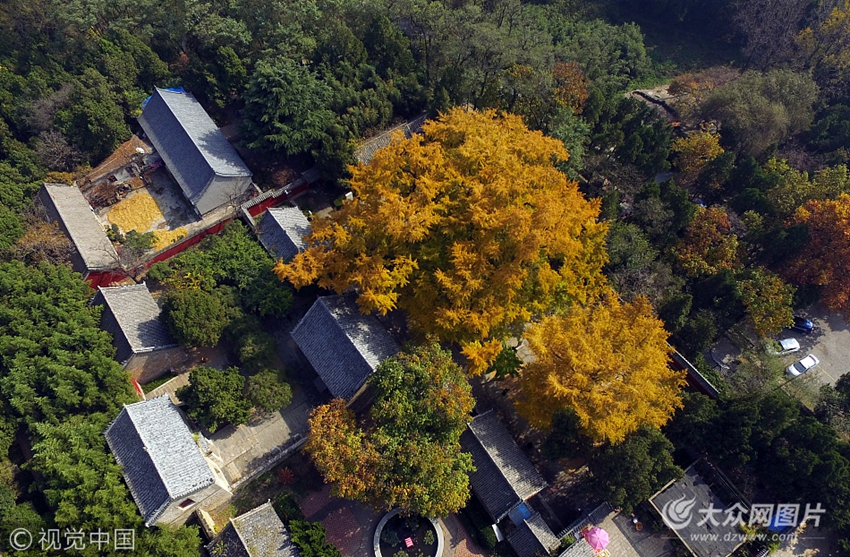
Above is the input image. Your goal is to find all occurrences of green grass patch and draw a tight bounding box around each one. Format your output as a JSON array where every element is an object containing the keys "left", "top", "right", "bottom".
[{"left": 141, "top": 374, "right": 174, "bottom": 393}]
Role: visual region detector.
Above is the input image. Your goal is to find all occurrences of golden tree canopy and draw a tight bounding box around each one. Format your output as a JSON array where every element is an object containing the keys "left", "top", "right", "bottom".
[
  {"left": 517, "top": 292, "right": 685, "bottom": 444},
  {"left": 276, "top": 108, "right": 609, "bottom": 373},
  {"left": 671, "top": 128, "right": 724, "bottom": 186}
]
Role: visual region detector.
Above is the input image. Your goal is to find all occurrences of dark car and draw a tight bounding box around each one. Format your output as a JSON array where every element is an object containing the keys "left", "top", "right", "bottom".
[{"left": 791, "top": 316, "right": 814, "bottom": 334}]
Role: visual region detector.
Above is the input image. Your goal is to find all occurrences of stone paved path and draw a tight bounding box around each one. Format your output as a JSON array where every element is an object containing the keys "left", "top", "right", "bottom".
[
  {"left": 441, "top": 514, "right": 488, "bottom": 557},
  {"left": 301, "top": 485, "right": 379, "bottom": 557}
]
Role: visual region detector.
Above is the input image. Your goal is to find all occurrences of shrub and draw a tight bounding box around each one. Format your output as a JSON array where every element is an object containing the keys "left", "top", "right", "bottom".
[
  {"left": 276, "top": 467, "right": 295, "bottom": 486},
  {"left": 288, "top": 520, "right": 343, "bottom": 557},
  {"left": 161, "top": 288, "right": 232, "bottom": 347},
  {"left": 146, "top": 260, "right": 173, "bottom": 282},
  {"left": 272, "top": 492, "right": 304, "bottom": 524},
  {"left": 381, "top": 527, "right": 400, "bottom": 547},
  {"left": 122, "top": 230, "right": 155, "bottom": 254},
  {"left": 176, "top": 366, "right": 251, "bottom": 432},
  {"left": 247, "top": 370, "right": 293, "bottom": 414},
  {"left": 479, "top": 526, "right": 497, "bottom": 549},
  {"left": 423, "top": 529, "right": 435, "bottom": 545}
]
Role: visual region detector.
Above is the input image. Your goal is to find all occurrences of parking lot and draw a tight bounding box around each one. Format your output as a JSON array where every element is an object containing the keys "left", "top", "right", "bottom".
[
  {"left": 782, "top": 305, "right": 850, "bottom": 388},
  {"left": 709, "top": 304, "right": 850, "bottom": 405}
]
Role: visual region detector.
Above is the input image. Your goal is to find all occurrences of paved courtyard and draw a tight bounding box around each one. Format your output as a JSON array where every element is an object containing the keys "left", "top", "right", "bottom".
[
  {"left": 606, "top": 513, "right": 669, "bottom": 557},
  {"left": 145, "top": 369, "right": 313, "bottom": 486},
  {"left": 207, "top": 389, "right": 312, "bottom": 485},
  {"left": 299, "top": 484, "right": 488, "bottom": 557}
]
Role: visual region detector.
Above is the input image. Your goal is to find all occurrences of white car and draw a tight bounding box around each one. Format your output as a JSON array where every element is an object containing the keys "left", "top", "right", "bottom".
[
  {"left": 767, "top": 338, "right": 800, "bottom": 356},
  {"left": 786, "top": 354, "right": 819, "bottom": 376}
]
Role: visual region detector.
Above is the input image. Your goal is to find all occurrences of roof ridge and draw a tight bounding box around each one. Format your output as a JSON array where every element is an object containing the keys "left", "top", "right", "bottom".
[
  {"left": 42, "top": 183, "right": 119, "bottom": 269},
  {"left": 318, "top": 296, "right": 357, "bottom": 365},
  {"left": 230, "top": 501, "right": 278, "bottom": 557},
  {"left": 153, "top": 88, "right": 249, "bottom": 179},
  {"left": 98, "top": 282, "right": 177, "bottom": 352},
  {"left": 324, "top": 296, "right": 382, "bottom": 364},
  {"left": 229, "top": 514, "right": 253, "bottom": 555},
  {"left": 468, "top": 410, "right": 525, "bottom": 504},
  {"left": 104, "top": 402, "right": 172, "bottom": 527},
  {"left": 233, "top": 500, "right": 274, "bottom": 525},
  {"left": 100, "top": 283, "right": 155, "bottom": 343},
  {"left": 149, "top": 90, "right": 213, "bottom": 202},
  {"left": 125, "top": 396, "right": 214, "bottom": 499}
]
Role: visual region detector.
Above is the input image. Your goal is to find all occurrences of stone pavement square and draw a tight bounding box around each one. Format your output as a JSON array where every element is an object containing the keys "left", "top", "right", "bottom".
[
  {"left": 607, "top": 512, "right": 673, "bottom": 557},
  {"left": 322, "top": 505, "right": 363, "bottom": 556},
  {"left": 299, "top": 485, "right": 380, "bottom": 557},
  {"left": 298, "top": 485, "right": 489, "bottom": 557},
  {"left": 300, "top": 483, "right": 333, "bottom": 519}
]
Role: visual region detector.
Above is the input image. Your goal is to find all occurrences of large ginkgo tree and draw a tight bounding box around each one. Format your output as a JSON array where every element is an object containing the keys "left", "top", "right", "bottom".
[{"left": 275, "top": 107, "right": 609, "bottom": 372}]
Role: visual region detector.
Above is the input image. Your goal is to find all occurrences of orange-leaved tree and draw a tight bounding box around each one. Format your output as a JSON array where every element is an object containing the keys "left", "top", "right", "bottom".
[
  {"left": 517, "top": 291, "right": 685, "bottom": 444},
  {"left": 786, "top": 193, "right": 850, "bottom": 313},
  {"left": 672, "top": 205, "right": 740, "bottom": 277},
  {"left": 275, "top": 108, "right": 609, "bottom": 373},
  {"left": 306, "top": 399, "right": 378, "bottom": 501},
  {"left": 552, "top": 61, "right": 589, "bottom": 114}
]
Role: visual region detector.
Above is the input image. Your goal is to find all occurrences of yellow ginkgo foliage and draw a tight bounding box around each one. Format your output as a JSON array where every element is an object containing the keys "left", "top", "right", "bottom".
[
  {"left": 517, "top": 292, "right": 685, "bottom": 444},
  {"left": 275, "top": 108, "right": 609, "bottom": 373}
]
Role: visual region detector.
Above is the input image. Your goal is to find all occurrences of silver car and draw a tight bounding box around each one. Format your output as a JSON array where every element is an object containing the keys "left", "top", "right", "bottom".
[
  {"left": 768, "top": 338, "right": 800, "bottom": 356},
  {"left": 786, "top": 354, "right": 819, "bottom": 376}
]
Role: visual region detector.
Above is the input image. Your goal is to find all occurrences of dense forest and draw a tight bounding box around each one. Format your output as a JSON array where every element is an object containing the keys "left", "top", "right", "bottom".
[{"left": 2, "top": 0, "right": 850, "bottom": 554}]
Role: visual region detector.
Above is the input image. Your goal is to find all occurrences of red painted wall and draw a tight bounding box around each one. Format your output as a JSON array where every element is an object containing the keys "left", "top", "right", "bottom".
[{"left": 87, "top": 181, "right": 314, "bottom": 287}]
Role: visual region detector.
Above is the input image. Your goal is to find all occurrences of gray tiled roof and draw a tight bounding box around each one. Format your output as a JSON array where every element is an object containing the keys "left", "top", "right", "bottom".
[
  {"left": 354, "top": 114, "right": 426, "bottom": 165},
  {"left": 92, "top": 283, "right": 176, "bottom": 363},
  {"left": 291, "top": 295, "right": 399, "bottom": 400},
  {"left": 257, "top": 207, "right": 311, "bottom": 261},
  {"left": 508, "top": 513, "right": 560, "bottom": 557},
  {"left": 39, "top": 183, "right": 119, "bottom": 271},
  {"left": 558, "top": 537, "right": 597, "bottom": 557},
  {"left": 461, "top": 411, "right": 548, "bottom": 522},
  {"left": 650, "top": 464, "right": 745, "bottom": 557},
  {"left": 138, "top": 88, "right": 251, "bottom": 208},
  {"left": 104, "top": 395, "right": 215, "bottom": 526},
  {"left": 208, "top": 502, "right": 302, "bottom": 557}
]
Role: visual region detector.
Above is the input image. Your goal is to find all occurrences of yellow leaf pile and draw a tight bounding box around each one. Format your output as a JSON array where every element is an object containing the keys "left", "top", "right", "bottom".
[
  {"left": 152, "top": 228, "right": 187, "bottom": 251},
  {"left": 107, "top": 191, "right": 163, "bottom": 233},
  {"left": 107, "top": 191, "right": 187, "bottom": 251}
]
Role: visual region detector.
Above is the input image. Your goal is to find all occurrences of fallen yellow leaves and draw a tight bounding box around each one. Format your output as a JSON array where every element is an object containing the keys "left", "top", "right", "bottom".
[
  {"left": 107, "top": 191, "right": 187, "bottom": 251},
  {"left": 108, "top": 191, "right": 163, "bottom": 232},
  {"left": 153, "top": 228, "right": 187, "bottom": 251}
]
